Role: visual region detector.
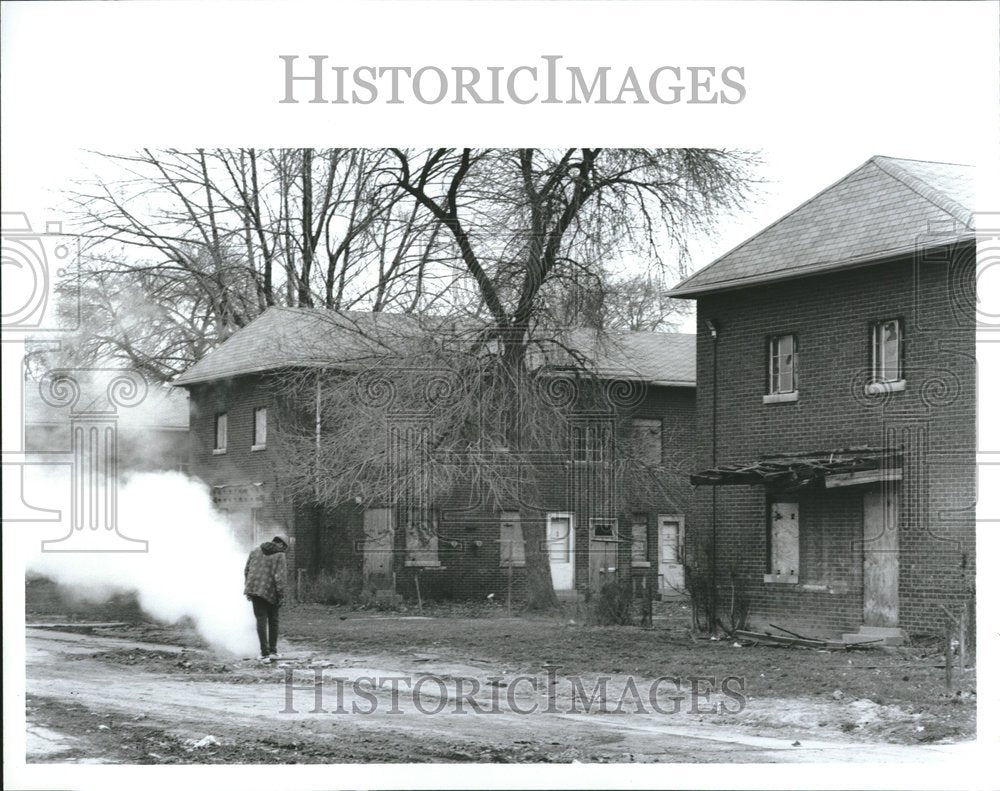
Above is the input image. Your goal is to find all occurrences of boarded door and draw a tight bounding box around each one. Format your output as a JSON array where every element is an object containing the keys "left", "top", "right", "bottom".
[
  {"left": 363, "top": 508, "right": 394, "bottom": 586},
  {"left": 546, "top": 513, "right": 575, "bottom": 591},
  {"left": 657, "top": 515, "right": 686, "bottom": 595},
  {"left": 588, "top": 519, "right": 619, "bottom": 590},
  {"left": 863, "top": 489, "right": 899, "bottom": 626}
]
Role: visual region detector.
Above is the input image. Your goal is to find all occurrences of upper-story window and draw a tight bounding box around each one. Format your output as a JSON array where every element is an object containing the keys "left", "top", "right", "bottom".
[
  {"left": 872, "top": 318, "right": 903, "bottom": 384},
  {"left": 571, "top": 423, "right": 609, "bottom": 463},
  {"left": 213, "top": 412, "right": 228, "bottom": 454},
  {"left": 252, "top": 407, "right": 267, "bottom": 450},
  {"left": 629, "top": 418, "right": 663, "bottom": 466},
  {"left": 764, "top": 334, "right": 799, "bottom": 403}
]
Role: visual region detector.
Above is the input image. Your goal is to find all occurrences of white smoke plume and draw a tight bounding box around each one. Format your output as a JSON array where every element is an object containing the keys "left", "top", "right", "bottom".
[{"left": 27, "top": 471, "right": 259, "bottom": 656}]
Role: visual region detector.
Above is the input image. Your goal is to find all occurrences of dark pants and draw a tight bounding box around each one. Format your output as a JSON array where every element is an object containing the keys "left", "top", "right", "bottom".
[{"left": 250, "top": 595, "right": 279, "bottom": 656}]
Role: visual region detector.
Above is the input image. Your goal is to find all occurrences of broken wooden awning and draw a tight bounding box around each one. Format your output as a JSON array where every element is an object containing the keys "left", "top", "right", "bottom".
[{"left": 690, "top": 447, "right": 901, "bottom": 492}]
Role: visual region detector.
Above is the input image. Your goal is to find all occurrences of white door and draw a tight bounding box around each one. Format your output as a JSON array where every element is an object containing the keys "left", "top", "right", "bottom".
[
  {"left": 546, "top": 513, "right": 575, "bottom": 591},
  {"left": 657, "top": 515, "right": 685, "bottom": 595}
]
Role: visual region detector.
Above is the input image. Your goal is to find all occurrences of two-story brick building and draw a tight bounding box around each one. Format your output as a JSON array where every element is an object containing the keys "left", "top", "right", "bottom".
[
  {"left": 173, "top": 307, "right": 697, "bottom": 602},
  {"left": 667, "top": 155, "right": 976, "bottom": 640}
]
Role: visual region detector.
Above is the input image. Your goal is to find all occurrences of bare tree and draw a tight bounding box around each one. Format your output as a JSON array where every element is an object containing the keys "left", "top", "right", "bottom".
[
  {"left": 57, "top": 148, "right": 451, "bottom": 379},
  {"left": 381, "top": 148, "right": 754, "bottom": 606},
  {"left": 53, "top": 147, "right": 754, "bottom": 606}
]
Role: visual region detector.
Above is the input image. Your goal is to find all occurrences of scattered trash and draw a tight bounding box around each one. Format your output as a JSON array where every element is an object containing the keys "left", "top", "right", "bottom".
[
  {"left": 98, "top": 724, "right": 110, "bottom": 731},
  {"left": 832, "top": 690, "right": 844, "bottom": 700},
  {"left": 134, "top": 713, "right": 146, "bottom": 721},
  {"left": 791, "top": 740, "right": 801, "bottom": 746},
  {"left": 732, "top": 642, "right": 742, "bottom": 648}
]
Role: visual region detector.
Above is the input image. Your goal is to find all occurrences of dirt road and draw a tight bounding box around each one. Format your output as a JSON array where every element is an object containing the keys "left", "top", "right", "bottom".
[{"left": 24, "top": 626, "right": 973, "bottom": 764}]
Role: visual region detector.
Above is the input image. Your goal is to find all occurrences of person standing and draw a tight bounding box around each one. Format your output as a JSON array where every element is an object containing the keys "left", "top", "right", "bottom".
[{"left": 244, "top": 535, "right": 288, "bottom": 662}]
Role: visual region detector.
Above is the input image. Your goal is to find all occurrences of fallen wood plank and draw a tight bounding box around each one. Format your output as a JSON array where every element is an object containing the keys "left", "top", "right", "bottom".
[
  {"left": 734, "top": 630, "right": 826, "bottom": 649},
  {"left": 769, "top": 623, "right": 821, "bottom": 642}
]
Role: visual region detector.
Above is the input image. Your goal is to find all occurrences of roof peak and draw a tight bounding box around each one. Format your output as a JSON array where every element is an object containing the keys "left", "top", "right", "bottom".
[{"left": 668, "top": 154, "right": 974, "bottom": 298}]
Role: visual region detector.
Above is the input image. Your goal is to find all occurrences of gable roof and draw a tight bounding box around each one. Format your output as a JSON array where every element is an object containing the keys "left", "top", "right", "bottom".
[
  {"left": 667, "top": 156, "right": 975, "bottom": 298},
  {"left": 172, "top": 308, "right": 452, "bottom": 386},
  {"left": 172, "top": 306, "right": 695, "bottom": 388},
  {"left": 559, "top": 328, "right": 696, "bottom": 387}
]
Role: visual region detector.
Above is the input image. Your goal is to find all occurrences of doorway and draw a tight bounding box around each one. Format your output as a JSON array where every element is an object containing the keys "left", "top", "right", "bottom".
[
  {"left": 862, "top": 488, "right": 899, "bottom": 626},
  {"left": 657, "top": 514, "right": 685, "bottom": 596}
]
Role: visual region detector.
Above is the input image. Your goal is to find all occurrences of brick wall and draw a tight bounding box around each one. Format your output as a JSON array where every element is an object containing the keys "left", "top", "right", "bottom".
[
  {"left": 185, "top": 372, "right": 697, "bottom": 602},
  {"left": 690, "top": 242, "right": 975, "bottom": 636}
]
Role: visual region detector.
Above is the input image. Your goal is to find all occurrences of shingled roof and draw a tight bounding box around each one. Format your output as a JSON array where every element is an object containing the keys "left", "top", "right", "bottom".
[
  {"left": 667, "top": 156, "right": 975, "bottom": 297},
  {"left": 173, "top": 307, "right": 696, "bottom": 388}
]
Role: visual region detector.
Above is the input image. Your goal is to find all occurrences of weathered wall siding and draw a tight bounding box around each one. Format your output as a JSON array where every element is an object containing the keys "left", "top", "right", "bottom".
[
  {"left": 692, "top": 245, "right": 975, "bottom": 636},
  {"left": 186, "top": 372, "right": 696, "bottom": 601}
]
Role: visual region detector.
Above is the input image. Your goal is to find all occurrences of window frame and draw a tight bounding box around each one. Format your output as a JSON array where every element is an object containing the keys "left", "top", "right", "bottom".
[
  {"left": 571, "top": 422, "right": 609, "bottom": 463},
  {"left": 213, "top": 412, "right": 228, "bottom": 454},
  {"left": 764, "top": 498, "right": 800, "bottom": 584},
  {"left": 763, "top": 333, "right": 799, "bottom": 403},
  {"left": 589, "top": 517, "right": 618, "bottom": 542},
  {"left": 629, "top": 417, "right": 664, "bottom": 466},
  {"left": 869, "top": 317, "right": 906, "bottom": 392},
  {"left": 251, "top": 406, "right": 268, "bottom": 450},
  {"left": 630, "top": 512, "right": 650, "bottom": 567}
]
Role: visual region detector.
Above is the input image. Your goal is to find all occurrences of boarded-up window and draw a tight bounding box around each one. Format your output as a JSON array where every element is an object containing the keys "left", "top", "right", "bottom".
[
  {"left": 404, "top": 509, "right": 440, "bottom": 566},
  {"left": 768, "top": 334, "right": 798, "bottom": 394},
  {"left": 629, "top": 418, "right": 663, "bottom": 466},
  {"left": 769, "top": 501, "right": 800, "bottom": 576},
  {"left": 214, "top": 412, "right": 228, "bottom": 451},
  {"left": 631, "top": 513, "right": 649, "bottom": 563},
  {"left": 872, "top": 318, "right": 903, "bottom": 383},
  {"left": 252, "top": 407, "right": 267, "bottom": 447},
  {"left": 499, "top": 511, "right": 526, "bottom": 567}
]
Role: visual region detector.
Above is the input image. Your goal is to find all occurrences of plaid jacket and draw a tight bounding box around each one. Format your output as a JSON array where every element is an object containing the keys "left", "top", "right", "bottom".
[{"left": 244, "top": 542, "right": 287, "bottom": 605}]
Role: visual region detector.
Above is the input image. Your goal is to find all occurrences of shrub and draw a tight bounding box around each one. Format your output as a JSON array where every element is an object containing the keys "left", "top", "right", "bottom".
[
  {"left": 592, "top": 578, "right": 633, "bottom": 625},
  {"left": 307, "top": 567, "right": 363, "bottom": 605}
]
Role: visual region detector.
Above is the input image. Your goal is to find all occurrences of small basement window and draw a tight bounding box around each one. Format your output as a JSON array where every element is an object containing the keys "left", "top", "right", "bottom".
[{"left": 765, "top": 500, "right": 799, "bottom": 583}]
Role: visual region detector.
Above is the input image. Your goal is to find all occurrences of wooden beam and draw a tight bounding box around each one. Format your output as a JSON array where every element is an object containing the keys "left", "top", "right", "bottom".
[{"left": 824, "top": 467, "right": 901, "bottom": 488}]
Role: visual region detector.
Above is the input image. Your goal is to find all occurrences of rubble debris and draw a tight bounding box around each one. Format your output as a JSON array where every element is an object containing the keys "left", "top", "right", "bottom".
[
  {"left": 184, "top": 735, "right": 220, "bottom": 749},
  {"left": 734, "top": 628, "right": 881, "bottom": 651}
]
